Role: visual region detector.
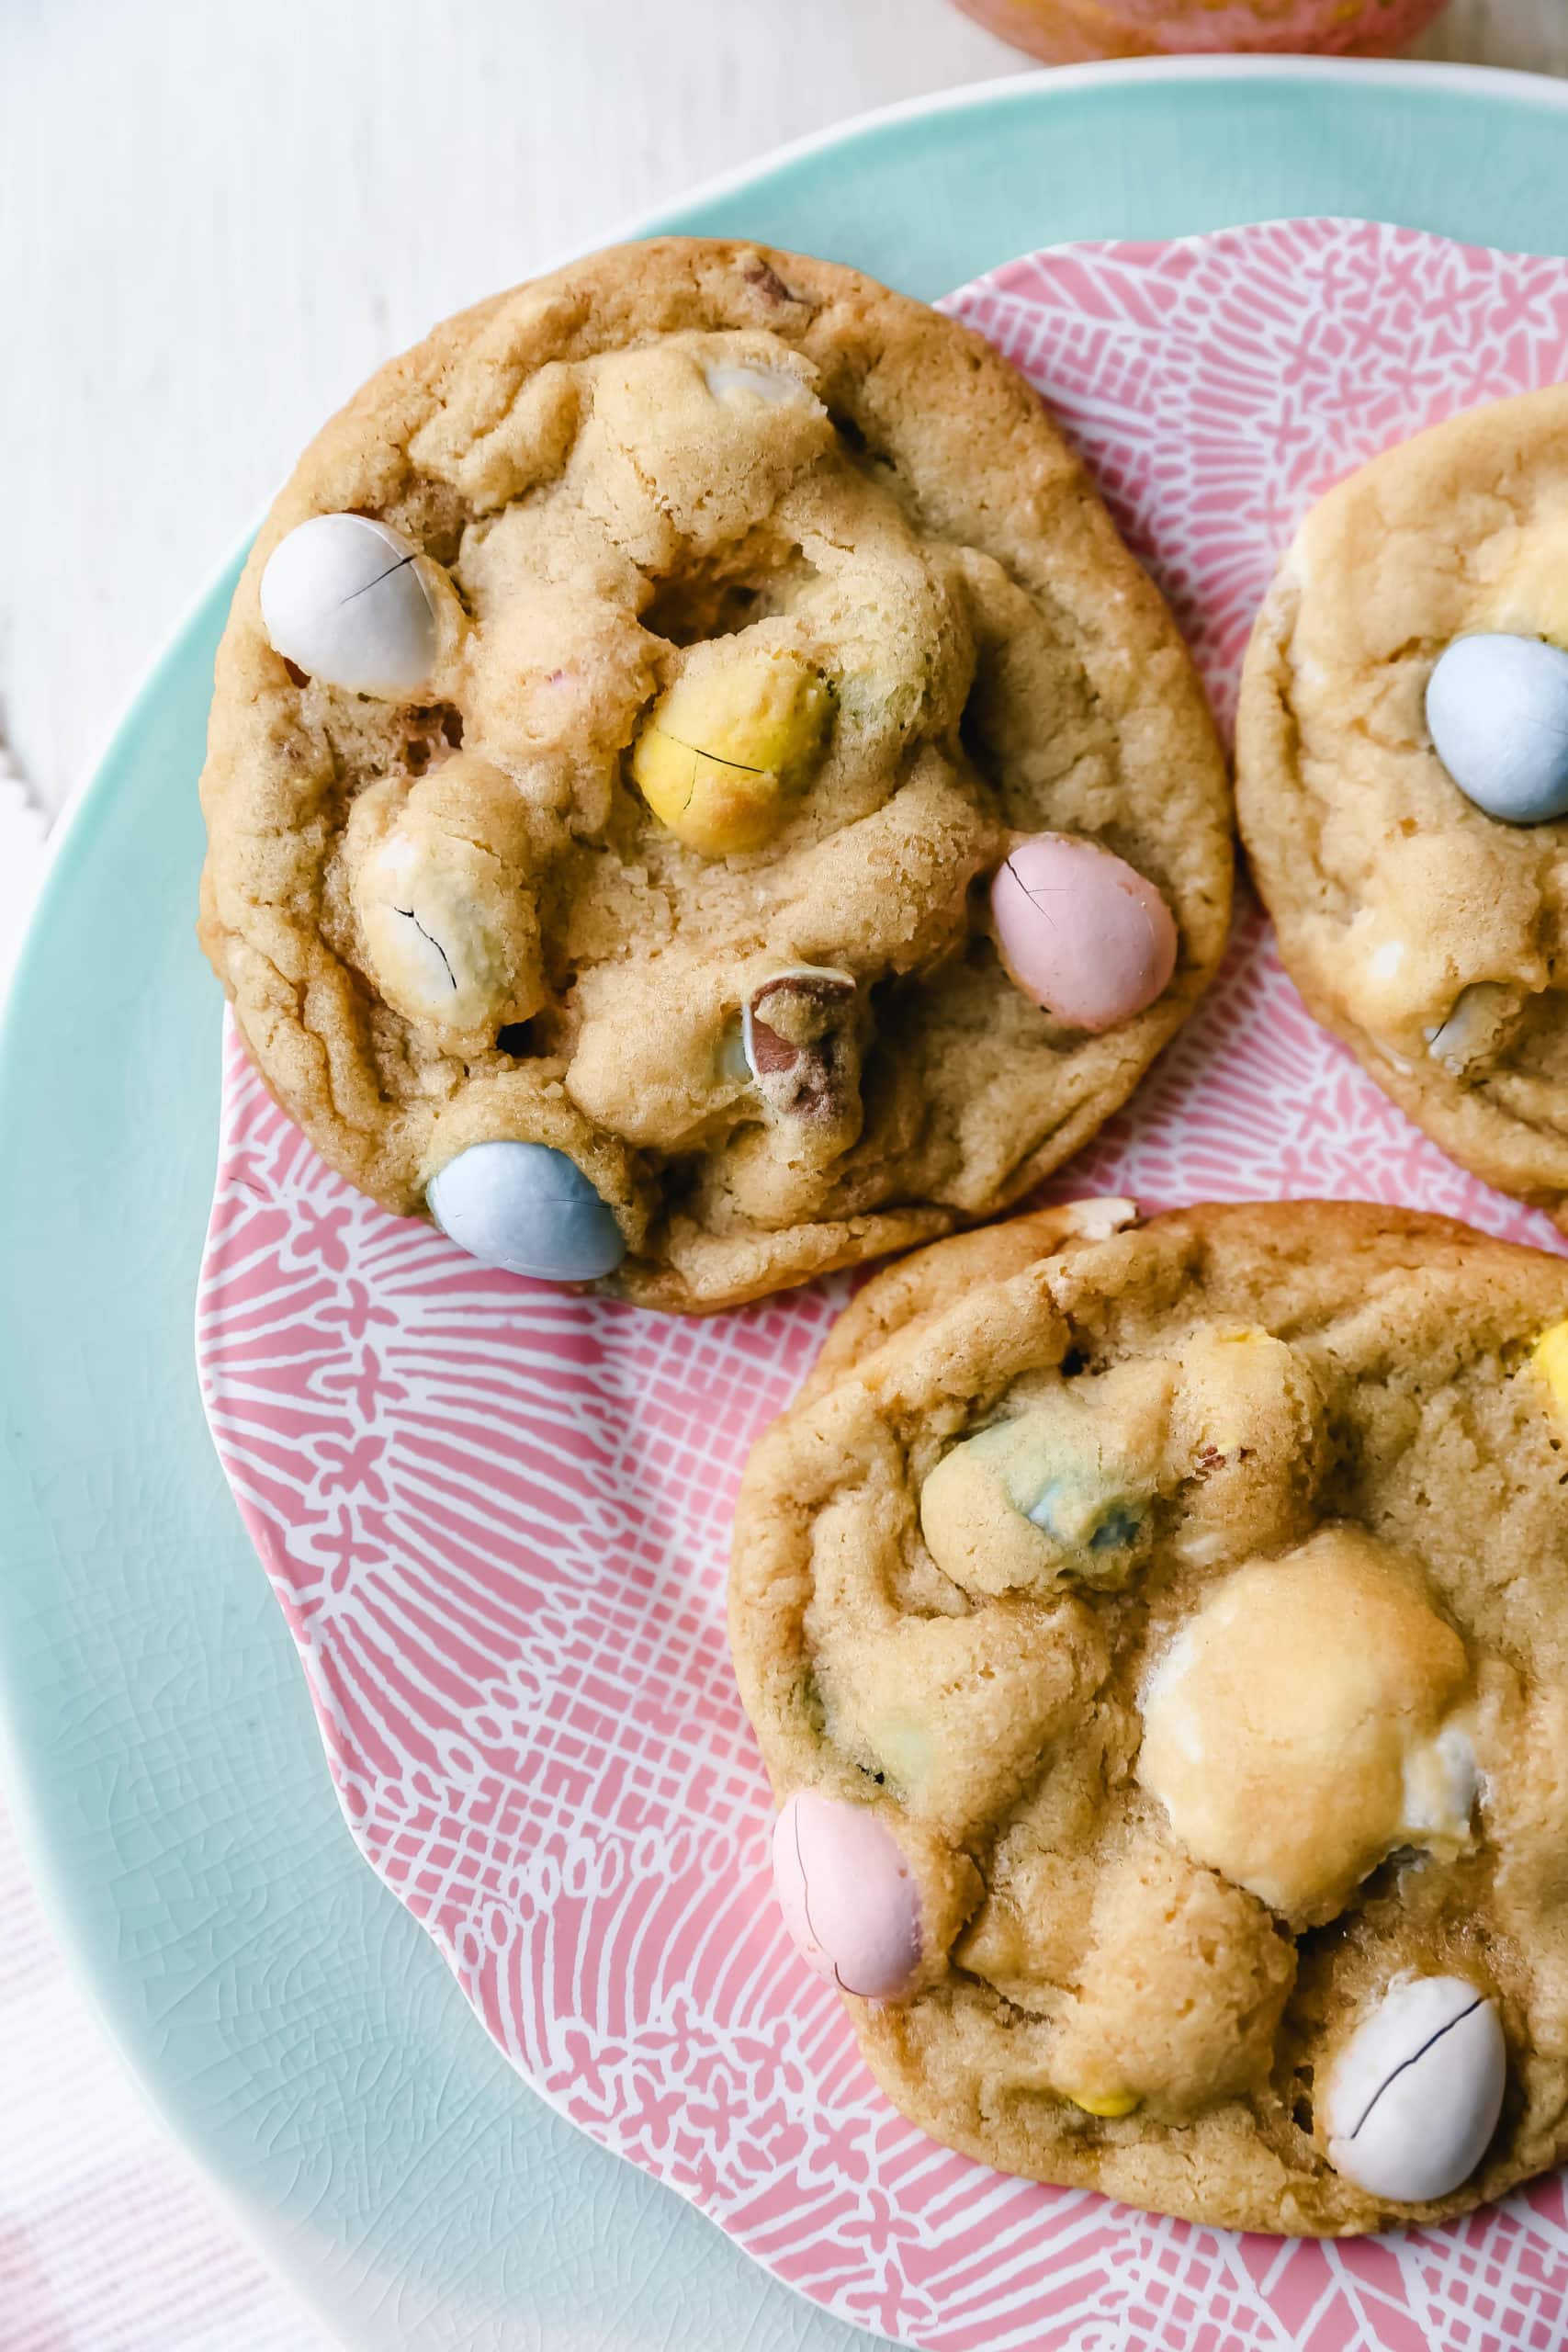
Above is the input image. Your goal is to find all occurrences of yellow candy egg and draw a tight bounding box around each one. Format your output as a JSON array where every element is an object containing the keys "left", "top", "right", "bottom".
[
  {"left": 1532, "top": 1318, "right": 1568, "bottom": 1415},
  {"left": 1066, "top": 2089, "right": 1141, "bottom": 2120},
  {"left": 630, "top": 644, "right": 830, "bottom": 857}
]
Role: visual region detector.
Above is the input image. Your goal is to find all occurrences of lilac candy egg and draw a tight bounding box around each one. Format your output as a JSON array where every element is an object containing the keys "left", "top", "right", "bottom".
[
  {"left": 1426, "top": 633, "right": 1568, "bottom": 824},
  {"left": 991, "top": 833, "right": 1178, "bottom": 1032},
  {"left": 427, "top": 1140, "right": 626, "bottom": 1283},
  {"left": 772, "top": 1791, "right": 921, "bottom": 2002}
]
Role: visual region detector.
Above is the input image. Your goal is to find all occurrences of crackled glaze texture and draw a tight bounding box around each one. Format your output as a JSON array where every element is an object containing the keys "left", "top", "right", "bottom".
[{"left": 201, "top": 224, "right": 1568, "bottom": 2350}]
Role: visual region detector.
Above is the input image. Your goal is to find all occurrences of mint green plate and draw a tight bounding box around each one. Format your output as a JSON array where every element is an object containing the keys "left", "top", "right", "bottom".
[{"left": 6, "top": 56, "right": 1568, "bottom": 2352}]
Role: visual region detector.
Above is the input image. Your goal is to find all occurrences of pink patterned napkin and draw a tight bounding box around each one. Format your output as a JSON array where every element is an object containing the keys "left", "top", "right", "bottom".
[{"left": 198, "top": 221, "right": 1568, "bottom": 2352}]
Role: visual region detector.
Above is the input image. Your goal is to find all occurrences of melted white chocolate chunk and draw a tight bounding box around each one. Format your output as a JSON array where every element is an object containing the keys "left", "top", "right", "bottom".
[{"left": 1137, "top": 1528, "right": 1472, "bottom": 1922}]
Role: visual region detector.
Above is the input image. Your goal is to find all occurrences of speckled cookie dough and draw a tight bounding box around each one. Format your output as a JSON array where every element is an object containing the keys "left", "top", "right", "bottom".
[
  {"left": 199, "top": 238, "right": 1230, "bottom": 1313},
  {"left": 730, "top": 1199, "right": 1568, "bottom": 2233},
  {"left": 1237, "top": 386, "right": 1568, "bottom": 1227}
]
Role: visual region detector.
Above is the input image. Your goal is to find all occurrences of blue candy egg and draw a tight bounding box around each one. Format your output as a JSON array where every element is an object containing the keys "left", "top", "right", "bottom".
[
  {"left": 427, "top": 1141, "right": 626, "bottom": 1283},
  {"left": 1025, "top": 1477, "right": 1141, "bottom": 1553},
  {"left": 1426, "top": 632, "right": 1568, "bottom": 824}
]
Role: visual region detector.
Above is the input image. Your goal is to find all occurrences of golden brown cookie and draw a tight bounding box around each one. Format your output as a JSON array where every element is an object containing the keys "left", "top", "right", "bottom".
[
  {"left": 730, "top": 1198, "right": 1568, "bottom": 2232},
  {"left": 199, "top": 238, "right": 1230, "bottom": 1312},
  {"left": 1237, "top": 387, "right": 1568, "bottom": 1227}
]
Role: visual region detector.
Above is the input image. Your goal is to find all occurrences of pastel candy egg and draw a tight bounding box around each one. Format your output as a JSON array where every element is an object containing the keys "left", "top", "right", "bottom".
[
  {"left": 1325, "top": 1976, "right": 1506, "bottom": 2204},
  {"left": 630, "top": 644, "right": 830, "bottom": 857},
  {"left": 427, "top": 1141, "right": 626, "bottom": 1283},
  {"left": 260, "top": 514, "right": 440, "bottom": 698},
  {"left": 772, "top": 1791, "right": 921, "bottom": 2001},
  {"left": 1426, "top": 633, "right": 1568, "bottom": 824},
  {"left": 991, "top": 834, "right": 1177, "bottom": 1032}
]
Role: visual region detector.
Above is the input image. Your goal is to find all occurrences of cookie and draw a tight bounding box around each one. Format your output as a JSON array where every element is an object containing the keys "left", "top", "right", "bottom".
[
  {"left": 198, "top": 238, "right": 1230, "bottom": 1313},
  {"left": 1237, "top": 387, "right": 1568, "bottom": 1227},
  {"left": 730, "top": 1198, "right": 1568, "bottom": 2233}
]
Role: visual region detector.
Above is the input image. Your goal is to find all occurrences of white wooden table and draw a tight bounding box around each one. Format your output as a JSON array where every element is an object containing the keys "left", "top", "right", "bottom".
[
  {"left": 0, "top": 3, "right": 1563, "bottom": 2346},
  {"left": 0, "top": 0, "right": 1563, "bottom": 830}
]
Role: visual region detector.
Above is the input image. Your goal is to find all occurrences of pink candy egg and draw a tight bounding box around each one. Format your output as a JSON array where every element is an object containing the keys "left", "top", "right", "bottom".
[
  {"left": 991, "top": 832, "right": 1178, "bottom": 1032},
  {"left": 772, "top": 1791, "right": 922, "bottom": 2001}
]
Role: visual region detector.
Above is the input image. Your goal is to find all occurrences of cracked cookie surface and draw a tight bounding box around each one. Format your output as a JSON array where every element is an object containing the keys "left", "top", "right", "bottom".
[
  {"left": 1237, "top": 387, "right": 1568, "bottom": 1227},
  {"left": 199, "top": 238, "right": 1230, "bottom": 1311},
  {"left": 730, "top": 1199, "right": 1568, "bottom": 2231}
]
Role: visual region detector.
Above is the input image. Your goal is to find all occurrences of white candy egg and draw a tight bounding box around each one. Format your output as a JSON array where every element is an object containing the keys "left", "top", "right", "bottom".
[
  {"left": 1325, "top": 1975, "right": 1506, "bottom": 2203},
  {"left": 260, "top": 514, "right": 439, "bottom": 698},
  {"left": 1426, "top": 633, "right": 1568, "bottom": 824},
  {"left": 427, "top": 1142, "right": 626, "bottom": 1283}
]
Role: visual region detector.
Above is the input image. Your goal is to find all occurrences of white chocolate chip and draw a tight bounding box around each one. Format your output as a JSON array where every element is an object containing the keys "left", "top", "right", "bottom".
[
  {"left": 1368, "top": 939, "right": 1405, "bottom": 982},
  {"left": 1059, "top": 1197, "right": 1138, "bottom": 1241},
  {"left": 703, "top": 360, "right": 816, "bottom": 409},
  {"left": 260, "top": 514, "right": 441, "bottom": 698},
  {"left": 1400, "top": 1723, "right": 1478, "bottom": 1847},
  {"left": 1325, "top": 1976, "right": 1505, "bottom": 2203},
  {"left": 1423, "top": 983, "right": 1517, "bottom": 1077}
]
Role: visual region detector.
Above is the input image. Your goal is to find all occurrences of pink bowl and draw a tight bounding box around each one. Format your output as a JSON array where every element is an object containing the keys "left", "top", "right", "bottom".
[{"left": 951, "top": 0, "right": 1448, "bottom": 61}]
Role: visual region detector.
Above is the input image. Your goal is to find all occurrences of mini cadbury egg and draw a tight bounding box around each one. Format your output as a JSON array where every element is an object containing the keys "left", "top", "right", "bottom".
[
  {"left": 1426, "top": 633, "right": 1568, "bottom": 825},
  {"left": 260, "top": 514, "right": 440, "bottom": 698},
  {"left": 991, "top": 834, "right": 1177, "bottom": 1032},
  {"left": 427, "top": 1141, "right": 626, "bottom": 1283},
  {"left": 772, "top": 1790, "right": 921, "bottom": 2001},
  {"left": 1325, "top": 1976, "right": 1505, "bottom": 2204},
  {"left": 741, "top": 967, "right": 857, "bottom": 1118}
]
